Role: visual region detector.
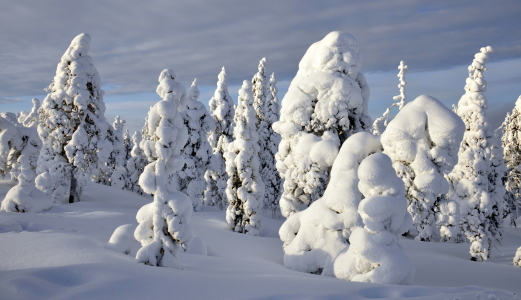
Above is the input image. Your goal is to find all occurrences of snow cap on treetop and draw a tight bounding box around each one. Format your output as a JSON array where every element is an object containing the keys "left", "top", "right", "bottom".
[
  {"left": 299, "top": 31, "right": 362, "bottom": 79},
  {"left": 65, "top": 33, "right": 91, "bottom": 59}
]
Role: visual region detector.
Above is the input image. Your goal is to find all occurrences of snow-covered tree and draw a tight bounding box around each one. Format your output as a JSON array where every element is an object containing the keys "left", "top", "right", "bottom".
[
  {"left": 447, "top": 46, "right": 508, "bottom": 261},
  {"left": 179, "top": 79, "right": 215, "bottom": 211},
  {"left": 501, "top": 96, "right": 521, "bottom": 219},
  {"left": 134, "top": 69, "right": 193, "bottom": 268},
  {"left": 108, "top": 116, "right": 127, "bottom": 189},
  {"left": 18, "top": 98, "right": 41, "bottom": 128},
  {"left": 260, "top": 73, "right": 282, "bottom": 218},
  {"left": 36, "top": 33, "right": 110, "bottom": 203},
  {"left": 0, "top": 116, "right": 22, "bottom": 181},
  {"left": 125, "top": 131, "right": 147, "bottom": 195},
  {"left": 381, "top": 95, "right": 464, "bottom": 242},
  {"left": 514, "top": 246, "right": 521, "bottom": 267},
  {"left": 204, "top": 67, "right": 235, "bottom": 209},
  {"left": 1, "top": 117, "right": 52, "bottom": 213},
  {"left": 279, "top": 132, "right": 382, "bottom": 275},
  {"left": 273, "top": 31, "right": 371, "bottom": 218},
  {"left": 372, "top": 61, "right": 408, "bottom": 135},
  {"left": 333, "top": 153, "right": 414, "bottom": 284},
  {"left": 123, "top": 129, "right": 133, "bottom": 162},
  {"left": 225, "top": 80, "right": 264, "bottom": 236}
]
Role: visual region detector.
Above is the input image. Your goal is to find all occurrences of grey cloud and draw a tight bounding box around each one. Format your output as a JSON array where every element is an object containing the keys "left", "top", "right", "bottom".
[
  {"left": 0, "top": 97, "right": 23, "bottom": 104},
  {"left": 1, "top": 0, "right": 521, "bottom": 102}
]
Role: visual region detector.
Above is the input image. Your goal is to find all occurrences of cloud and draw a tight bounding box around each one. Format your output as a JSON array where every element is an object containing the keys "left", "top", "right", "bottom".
[
  {"left": 1, "top": 0, "right": 520, "bottom": 100},
  {"left": 0, "top": 97, "right": 23, "bottom": 104}
]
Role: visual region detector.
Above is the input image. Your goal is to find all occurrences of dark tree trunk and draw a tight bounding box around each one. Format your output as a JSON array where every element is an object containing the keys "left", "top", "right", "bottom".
[{"left": 69, "top": 167, "right": 78, "bottom": 203}]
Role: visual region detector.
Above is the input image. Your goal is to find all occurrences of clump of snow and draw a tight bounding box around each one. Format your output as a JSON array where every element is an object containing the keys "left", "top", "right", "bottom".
[
  {"left": 514, "top": 246, "right": 521, "bottom": 267},
  {"left": 106, "top": 224, "right": 141, "bottom": 256},
  {"left": 274, "top": 31, "right": 371, "bottom": 217},
  {"left": 333, "top": 153, "right": 414, "bottom": 285},
  {"left": 381, "top": 95, "right": 464, "bottom": 242},
  {"left": 279, "top": 132, "right": 382, "bottom": 275}
]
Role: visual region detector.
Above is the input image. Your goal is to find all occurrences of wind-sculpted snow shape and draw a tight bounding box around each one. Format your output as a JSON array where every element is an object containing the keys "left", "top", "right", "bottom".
[
  {"left": 134, "top": 70, "right": 193, "bottom": 268},
  {"left": 279, "top": 132, "right": 382, "bottom": 275},
  {"left": 274, "top": 31, "right": 371, "bottom": 218},
  {"left": 381, "top": 95, "right": 464, "bottom": 242},
  {"left": 333, "top": 153, "right": 414, "bottom": 285}
]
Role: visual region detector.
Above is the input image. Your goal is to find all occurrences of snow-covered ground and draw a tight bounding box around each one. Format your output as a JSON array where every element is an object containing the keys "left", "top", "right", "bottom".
[{"left": 0, "top": 181, "right": 520, "bottom": 300}]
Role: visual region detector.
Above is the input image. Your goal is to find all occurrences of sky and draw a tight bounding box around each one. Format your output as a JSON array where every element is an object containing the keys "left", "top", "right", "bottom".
[{"left": 1, "top": 0, "right": 521, "bottom": 134}]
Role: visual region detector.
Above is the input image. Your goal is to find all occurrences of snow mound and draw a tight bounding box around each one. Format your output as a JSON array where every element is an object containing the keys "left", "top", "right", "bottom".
[
  {"left": 279, "top": 132, "right": 382, "bottom": 275},
  {"left": 333, "top": 153, "right": 415, "bottom": 285}
]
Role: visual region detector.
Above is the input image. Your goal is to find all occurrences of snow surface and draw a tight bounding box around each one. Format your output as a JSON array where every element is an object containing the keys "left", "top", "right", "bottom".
[{"left": 0, "top": 181, "right": 520, "bottom": 299}]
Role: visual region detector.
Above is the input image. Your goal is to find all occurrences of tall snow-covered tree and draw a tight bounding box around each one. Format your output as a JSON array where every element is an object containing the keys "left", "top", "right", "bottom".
[
  {"left": 273, "top": 31, "right": 371, "bottom": 217},
  {"left": 204, "top": 67, "right": 235, "bottom": 209},
  {"left": 261, "top": 73, "right": 283, "bottom": 218},
  {"left": 125, "top": 131, "right": 147, "bottom": 195},
  {"left": 108, "top": 116, "right": 127, "bottom": 189},
  {"left": 123, "top": 129, "right": 133, "bottom": 162},
  {"left": 372, "top": 60, "right": 408, "bottom": 135},
  {"left": 447, "top": 46, "right": 508, "bottom": 261},
  {"left": 179, "top": 79, "right": 215, "bottom": 211},
  {"left": 381, "top": 95, "right": 464, "bottom": 242},
  {"left": 225, "top": 80, "right": 264, "bottom": 236},
  {"left": 36, "top": 33, "right": 110, "bottom": 203},
  {"left": 501, "top": 95, "right": 521, "bottom": 219},
  {"left": 134, "top": 69, "right": 193, "bottom": 268}
]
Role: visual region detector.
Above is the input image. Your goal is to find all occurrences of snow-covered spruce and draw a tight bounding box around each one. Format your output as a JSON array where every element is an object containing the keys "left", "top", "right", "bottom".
[
  {"left": 273, "top": 31, "right": 371, "bottom": 218},
  {"left": 179, "top": 79, "right": 215, "bottom": 211},
  {"left": 501, "top": 95, "right": 521, "bottom": 220},
  {"left": 0, "top": 116, "right": 22, "bottom": 181},
  {"left": 447, "top": 46, "right": 508, "bottom": 261},
  {"left": 514, "top": 246, "right": 521, "bottom": 267},
  {"left": 381, "top": 95, "right": 464, "bottom": 242},
  {"left": 0, "top": 115, "right": 53, "bottom": 213},
  {"left": 123, "top": 129, "right": 133, "bottom": 163},
  {"left": 204, "top": 67, "right": 235, "bottom": 209},
  {"left": 372, "top": 60, "right": 408, "bottom": 135},
  {"left": 224, "top": 80, "right": 264, "bottom": 236},
  {"left": 333, "top": 153, "right": 415, "bottom": 285},
  {"left": 134, "top": 70, "right": 193, "bottom": 268},
  {"left": 108, "top": 116, "right": 127, "bottom": 189},
  {"left": 261, "top": 73, "right": 283, "bottom": 218},
  {"left": 36, "top": 33, "right": 110, "bottom": 204},
  {"left": 125, "top": 131, "right": 148, "bottom": 195},
  {"left": 279, "top": 132, "right": 382, "bottom": 275}
]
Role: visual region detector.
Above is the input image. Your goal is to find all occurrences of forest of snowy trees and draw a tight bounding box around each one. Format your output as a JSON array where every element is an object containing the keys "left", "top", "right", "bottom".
[{"left": 2, "top": 31, "right": 521, "bottom": 286}]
